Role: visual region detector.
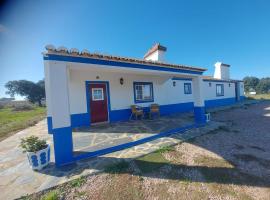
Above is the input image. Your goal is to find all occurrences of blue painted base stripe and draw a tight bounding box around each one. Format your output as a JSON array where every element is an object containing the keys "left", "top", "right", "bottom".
[
  {"left": 48, "top": 114, "right": 90, "bottom": 132},
  {"left": 52, "top": 126, "right": 73, "bottom": 166},
  {"left": 110, "top": 109, "right": 131, "bottom": 122},
  {"left": 160, "top": 102, "right": 194, "bottom": 115},
  {"left": 47, "top": 117, "right": 53, "bottom": 134},
  {"left": 205, "top": 97, "right": 236, "bottom": 108},
  {"left": 74, "top": 123, "right": 203, "bottom": 161},
  {"left": 71, "top": 113, "right": 90, "bottom": 127},
  {"left": 240, "top": 96, "right": 245, "bottom": 101},
  {"left": 109, "top": 102, "right": 194, "bottom": 123},
  {"left": 194, "top": 106, "right": 206, "bottom": 124}
]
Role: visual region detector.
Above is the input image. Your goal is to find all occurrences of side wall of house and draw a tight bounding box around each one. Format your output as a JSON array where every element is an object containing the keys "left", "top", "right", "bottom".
[{"left": 203, "top": 81, "right": 237, "bottom": 108}]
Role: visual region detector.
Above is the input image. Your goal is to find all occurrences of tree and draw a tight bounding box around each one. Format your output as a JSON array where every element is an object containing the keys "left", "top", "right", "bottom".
[
  {"left": 243, "top": 76, "right": 259, "bottom": 93},
  {"left": 256, "top": 78, "right": 270, "bottom": 94},
  {"left": 5, "top": 80, "right": 45, "bottom": 106}
]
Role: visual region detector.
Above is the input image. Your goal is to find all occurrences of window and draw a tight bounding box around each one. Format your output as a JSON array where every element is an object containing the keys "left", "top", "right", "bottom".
[
  {"left": 92, "top": 88, "right": 104, "bottom": 101},
  {"left": 184, "top": 83, "right": 192, "bottom": 94},
  {"left": 216, "top": 84, "right": 224, "bottom": 96},
  {"left": 209, "top": 82, "right": 212, "bottom": 87},
  {"left": 133, "top": 82, "right": 154, "bottom": 103}
]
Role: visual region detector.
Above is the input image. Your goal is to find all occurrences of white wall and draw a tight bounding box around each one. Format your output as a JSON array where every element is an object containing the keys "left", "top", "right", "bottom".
[
  {"left": 68, "top": 68, "right": 241, "bottom": 115},
  {"left": 144, "top": 50, "right": 165, "bottom": 62},
  {"left": 44, "top": 61, "right": 52, "bottom": 116},
  {"left": 214, "top": 62, "right": 230, "bottom": 80},
  {"left": 68, "top": 68, "right": 194, "bottom": 114},
  {"left": 203, "top": 81, "right": 236, "bottom": 100},
  {"left": 43, "top": 61, "right": 245, "bottom": 118},
  {"left": 45, "top": 61, "right": 71, "bottom": 128}
]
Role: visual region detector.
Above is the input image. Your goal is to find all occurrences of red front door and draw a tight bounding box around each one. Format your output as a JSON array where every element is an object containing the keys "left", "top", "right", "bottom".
[{"left": 89, "top": 83, "right": 108, "bottom": 123}]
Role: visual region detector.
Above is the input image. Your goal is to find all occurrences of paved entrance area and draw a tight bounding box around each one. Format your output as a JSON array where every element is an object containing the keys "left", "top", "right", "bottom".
[
  {"left": 73, "top": 112, "right": 194, "bottom": 154},
  {"left": 0, "top": 113, "right": 222, "bottom": 200}
]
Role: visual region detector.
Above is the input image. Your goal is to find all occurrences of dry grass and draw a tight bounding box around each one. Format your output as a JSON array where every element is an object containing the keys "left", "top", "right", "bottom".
[
  {"left": 0, "top": 106, "right": 46, "bottom": 141},
  {"left": 246, "top": 93, "right": 270, "bottom": 100}
]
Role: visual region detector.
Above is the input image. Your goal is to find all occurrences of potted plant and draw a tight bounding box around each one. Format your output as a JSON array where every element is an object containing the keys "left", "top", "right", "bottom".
[{"left": 20, "top": 136, "right": 50, "bottom": 170}]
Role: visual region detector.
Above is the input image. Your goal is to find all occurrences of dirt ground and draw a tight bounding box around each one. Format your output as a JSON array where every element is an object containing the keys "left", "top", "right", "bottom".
[{"left": 26, "top": 101, "right": 270, "bottom": 200}]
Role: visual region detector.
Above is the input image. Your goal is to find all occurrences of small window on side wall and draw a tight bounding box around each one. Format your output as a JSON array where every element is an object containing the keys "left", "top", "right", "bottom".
[
  {"left": 184, "top": 83, "right": 192, "bottom": 94},
  {"left": 216, "top": 84, "right": 224, "bottom": 96},
  {"left": 133, "top": 82, "right": 154, "bottom": 103}
]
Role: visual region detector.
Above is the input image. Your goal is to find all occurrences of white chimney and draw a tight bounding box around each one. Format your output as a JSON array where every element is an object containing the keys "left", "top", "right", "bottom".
[
  {"left": 144, "top": 43, "right": 167, "bottom": 62},
  {"left": 214, "top": 62, "right": 230, "bottom": 80}
]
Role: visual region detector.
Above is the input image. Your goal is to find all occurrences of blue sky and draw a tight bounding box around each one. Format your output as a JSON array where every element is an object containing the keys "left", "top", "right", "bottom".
[{"left": 1, "top": 0, "right": 270, "bottom": 99}]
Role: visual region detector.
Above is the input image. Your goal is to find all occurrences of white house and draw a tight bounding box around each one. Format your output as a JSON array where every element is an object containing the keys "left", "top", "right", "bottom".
[{"left": 43, "top": 43, "right": 244, "bottom": 166}]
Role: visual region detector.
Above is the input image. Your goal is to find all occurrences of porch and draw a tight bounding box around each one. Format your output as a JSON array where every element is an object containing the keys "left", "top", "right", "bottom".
[{"left": 72, "top": 112, "right": 194, "bottom": 156}]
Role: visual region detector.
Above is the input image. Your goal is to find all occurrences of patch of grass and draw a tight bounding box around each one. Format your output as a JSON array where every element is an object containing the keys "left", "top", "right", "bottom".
[
  {"left": 0, "top": 106, "right": 46, "bottom": 141},
  {"left": 104, "top": 161, "right": 130, "bottom": 174},
  {"left": 246, "top": 94, "right": 270, "bottom": 100},
  {"left": 156, "top": 145, "right": 175, "bottom": 153},
  {"left": 135, "top": 151, "right": 169, "bottom": 174},
  {"left": 69, "top": 176, "right": 87, "bottom": 188},
  {"left": 41, "top": 190, "right": 59, "bottom": 200}
]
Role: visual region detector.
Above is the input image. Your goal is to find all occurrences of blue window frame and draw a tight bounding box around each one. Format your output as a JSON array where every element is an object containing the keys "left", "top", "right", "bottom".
[
  {"left": 216, "top": 84, "right": 224, "bottom": 96},
  {"left": 133, "top": 82, "right": 154, "bottom": 103},
  {"left": 184, "top": 83, "right": 192, "bottom": 94}
]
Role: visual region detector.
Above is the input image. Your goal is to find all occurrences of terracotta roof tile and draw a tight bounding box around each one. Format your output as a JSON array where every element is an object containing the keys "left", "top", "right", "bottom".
[
  {"left": 202, "top": 75, "right": 242, "bottom": 82},
  {"left": 44, "top": 45, "right": 207, "bottom": 72}
]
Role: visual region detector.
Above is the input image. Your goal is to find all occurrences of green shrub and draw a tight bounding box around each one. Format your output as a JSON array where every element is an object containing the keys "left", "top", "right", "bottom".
[
  {"left": 70, "top": 176, "right": 87, "bottom": 187},
  {"left": 41, "top": 190, "right": 59, "bottom": 200},
  {"left": 12, "top": 103, "right": 34, "bottom": 111},
  {"left": 0, "top": 103, "right": 4, "bottom": 109},
  {"left": 156, "top": 145, "right": 175, "bottom": 153},
  {"left": 20, "top": 136, "right": 47, "bottom": 153}
]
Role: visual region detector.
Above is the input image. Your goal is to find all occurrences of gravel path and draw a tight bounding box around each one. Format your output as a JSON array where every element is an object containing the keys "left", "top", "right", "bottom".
[{"left": 36, "top": 101, "right": 270, "bottom": 200}]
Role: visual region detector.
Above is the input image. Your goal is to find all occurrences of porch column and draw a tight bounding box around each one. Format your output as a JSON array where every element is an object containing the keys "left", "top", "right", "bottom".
[
  {"left": 192, "top": 76, "right": 206, "bottom": 124},
  {"left": 44, "top": 61, "right": 73, "bottom": 166}
]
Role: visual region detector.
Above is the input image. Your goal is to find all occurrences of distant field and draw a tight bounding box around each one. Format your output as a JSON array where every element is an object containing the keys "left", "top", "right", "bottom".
[
  {"left": 246, "top": 94, "right": 270, "bottom": 100},
  {"left": 0, "top": 106, "right": 46, "bottom": 141}
]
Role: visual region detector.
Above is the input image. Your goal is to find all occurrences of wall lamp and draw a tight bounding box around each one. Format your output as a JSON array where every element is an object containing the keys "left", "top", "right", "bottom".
[{"left": 120, "top": 77, "right": 124, "bottom": 85}]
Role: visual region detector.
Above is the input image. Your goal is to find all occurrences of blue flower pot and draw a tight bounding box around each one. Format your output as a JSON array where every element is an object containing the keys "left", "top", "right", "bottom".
[{"left": 26, "top": 144, "right": 50, "bottom": 170}]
